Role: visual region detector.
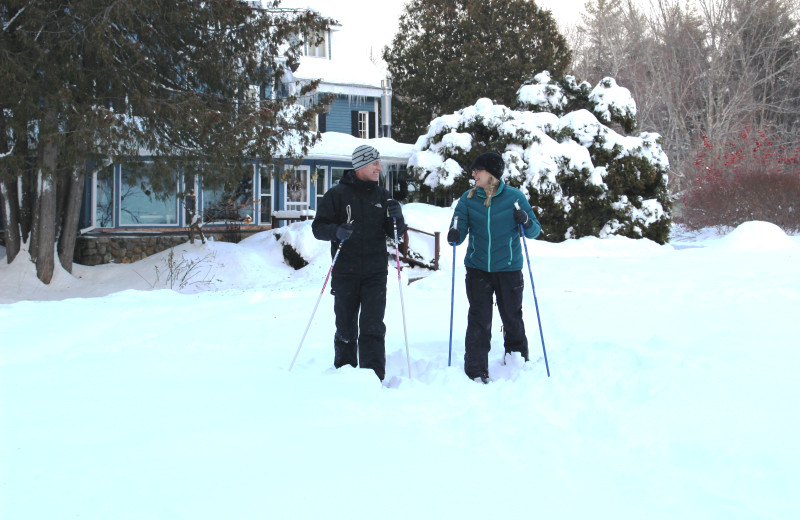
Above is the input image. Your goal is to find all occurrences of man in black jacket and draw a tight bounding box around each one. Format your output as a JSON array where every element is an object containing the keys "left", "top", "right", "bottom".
[{"left": 311, "top": 144, "right": 406, "bottom": 381}]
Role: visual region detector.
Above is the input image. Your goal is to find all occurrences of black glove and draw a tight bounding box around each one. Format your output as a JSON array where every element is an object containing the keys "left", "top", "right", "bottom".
[
  {"left": 514, "top": 209, "right": 532, "bottom": 228},
  {"left": 335, "top": 223, "right": 354, "bottom": 240},
  {"left": 447, "top": 228, "right": 460, "bottom": 245},
  {"left": 386, "top": 200, "right": 403, "bottom": 220}
]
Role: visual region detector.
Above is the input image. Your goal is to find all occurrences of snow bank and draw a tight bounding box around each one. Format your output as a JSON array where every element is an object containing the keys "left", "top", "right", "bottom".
[{"left": 709, "top": 221, "right": 800, "bottom": 252}]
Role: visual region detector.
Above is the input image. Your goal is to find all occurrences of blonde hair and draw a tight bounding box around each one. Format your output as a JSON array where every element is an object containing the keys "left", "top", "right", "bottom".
[{"left": 467, "top": 176, "right": 501, "bottom": 207}]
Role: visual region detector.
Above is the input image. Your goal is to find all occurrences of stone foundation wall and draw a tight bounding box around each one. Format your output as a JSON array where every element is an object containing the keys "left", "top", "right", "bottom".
[
  {"left": 74, "top": 229, "right": 266, "bottom": 266},
  {"left": 74, "top": 236, "right": 189, "bottom": 266}
]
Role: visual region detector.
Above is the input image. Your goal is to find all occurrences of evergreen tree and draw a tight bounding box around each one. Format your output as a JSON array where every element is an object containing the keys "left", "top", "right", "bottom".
[
  {"left": 0, "top": 0, "right": 330, "bottom": 283},
  {"left": 383, "top": 0, "right": 571, "bottom": 144}
]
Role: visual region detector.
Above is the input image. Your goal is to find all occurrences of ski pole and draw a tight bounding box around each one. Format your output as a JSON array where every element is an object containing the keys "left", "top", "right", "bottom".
[
  {"left": 448, "top": 217, "right": 458, "bottom": 367},
  {"left": 289, "top": 206, "right": 352, "bottom": 371},
  {"left": 515, "top": 201, "right": 550, "bottom": 377},
  {"left": 393, "top": 216, "right": 412, "bottom": 378}
]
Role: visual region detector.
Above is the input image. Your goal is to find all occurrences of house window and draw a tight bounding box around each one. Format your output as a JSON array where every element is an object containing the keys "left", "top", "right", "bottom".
[
  {"left": 201, "top": 172, "right": 255, "bottom": 224},
  {"left": 387, "top": 164, "right": 416, "bottom": 203},
  {"left": 119, "top": 163, "right": 178, "bottom": 226},
  {"left": 94, "top": 165, "right": 114, "bottom": 228},
  {"left": 284, "top": 165, "right": 310, "bottom": 211},
  {"left": 245, "top": 85, "right": 260, "bottom": 112},
  {"left": 331, "top": 167, "right": 347, "bottom": 186},
  {"left": 260, "top": 164, "right": 274, "bottom": 224},
  {"left": 314, "top": 166, "right": 328, "bottom": 207},
  {"left": 304, "top": 29, "right": 328, "bottom": 58},
  {"left": 352, "top": 110, "right": 375, "bottom": 139},
  {"left": 182, "top": 175, "right": 200, "bottom": 226},
  {"left": 358, "top": 111, "right": 369, "bottom": 139}
]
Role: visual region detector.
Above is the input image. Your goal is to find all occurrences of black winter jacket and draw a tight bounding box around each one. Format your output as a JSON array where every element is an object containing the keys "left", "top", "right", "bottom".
[{"left": 312, "top": 170, "right": 406, "bottom": 276}]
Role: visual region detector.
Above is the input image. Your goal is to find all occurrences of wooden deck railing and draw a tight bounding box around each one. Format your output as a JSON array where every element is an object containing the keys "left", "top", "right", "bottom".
[
  {"left": 400, "top": 226, "right": 440, "bottom": 271},
  {"left": 271, "top": 214, "right": 312, "bottom": 228}
]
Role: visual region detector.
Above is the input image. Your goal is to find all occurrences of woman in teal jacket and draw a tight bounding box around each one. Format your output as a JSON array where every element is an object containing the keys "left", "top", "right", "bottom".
[{"left": 447, "top": 152, "right": 541, "bottom": 383}]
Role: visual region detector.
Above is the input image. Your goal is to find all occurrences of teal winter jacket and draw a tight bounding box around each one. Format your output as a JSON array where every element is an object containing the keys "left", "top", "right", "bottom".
[{"left": 450, "top": 181, "right": 541, "bottom": 272}]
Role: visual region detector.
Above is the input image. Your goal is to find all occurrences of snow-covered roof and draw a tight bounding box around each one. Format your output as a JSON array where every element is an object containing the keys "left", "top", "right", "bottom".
[
  {"left": 293, "top": 54, "right": 385, "bottom": 97},
  {"left": 278, "top": 0, "right": 388, "bottom": 97},
  {"left": 307, "top": 132, "right": 413, "bottom": 162}
]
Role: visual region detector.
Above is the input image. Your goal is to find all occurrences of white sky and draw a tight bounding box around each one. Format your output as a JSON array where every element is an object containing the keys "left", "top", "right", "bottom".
[{"left": 282, "top": 0, "right": 597, "bottom": 60}]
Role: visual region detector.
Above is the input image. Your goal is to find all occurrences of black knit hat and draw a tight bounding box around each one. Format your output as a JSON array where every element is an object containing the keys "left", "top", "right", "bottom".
[{"left": 470, "top": 152, "right": 505, "bottom": 179}]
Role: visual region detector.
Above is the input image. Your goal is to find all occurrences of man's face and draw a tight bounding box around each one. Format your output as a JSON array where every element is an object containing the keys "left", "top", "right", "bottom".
[{"left": 355, "top": 160, "right": 382, "bottom": 182}]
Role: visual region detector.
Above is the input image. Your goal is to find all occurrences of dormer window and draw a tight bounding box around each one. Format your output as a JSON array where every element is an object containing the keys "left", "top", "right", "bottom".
[{"left": 304, "top": 29, "right": 328, "bottom": 58}]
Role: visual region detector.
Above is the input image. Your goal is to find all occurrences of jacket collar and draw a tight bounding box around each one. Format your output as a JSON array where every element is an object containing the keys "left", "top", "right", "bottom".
[
  {"left": 475, "top": 180, "right": 506, "bottom": 199},
  {"left": 342, "top": 169, "right": 378, "bottom": 191}
]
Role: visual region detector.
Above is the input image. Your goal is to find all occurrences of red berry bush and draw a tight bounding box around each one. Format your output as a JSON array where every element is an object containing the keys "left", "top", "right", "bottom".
[{"left": 680, "top": 128, "right": 800, "bottom": 233}]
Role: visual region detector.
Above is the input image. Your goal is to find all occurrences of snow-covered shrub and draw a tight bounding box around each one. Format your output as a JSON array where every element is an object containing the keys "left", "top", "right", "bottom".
[
  {"left": 408, "top": 72, "right": 672, "bottom": 243},
  {"left": 282, "top": 243, "right": 308, "bottom": 269},
  {"left": 275, "top": 221, "right": 328, "bottom": 270},
  {"left": 518, "top": 72, "right": 637, "bottom": 133}
]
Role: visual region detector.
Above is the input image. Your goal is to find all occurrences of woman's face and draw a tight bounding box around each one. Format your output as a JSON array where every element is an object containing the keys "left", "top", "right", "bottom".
[{"left": 472, "top": 168, "right": 493, "bottom": 190}]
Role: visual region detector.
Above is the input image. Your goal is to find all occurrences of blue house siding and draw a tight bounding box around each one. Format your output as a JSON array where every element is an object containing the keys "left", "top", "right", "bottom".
[{"left": 325, "top": 95, "right": 377, "bottom": 135}]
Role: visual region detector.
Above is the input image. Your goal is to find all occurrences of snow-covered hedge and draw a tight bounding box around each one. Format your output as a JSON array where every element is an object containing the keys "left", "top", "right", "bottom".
[{"left": 408, "top": 72, "right": 672, "bottom": 243}]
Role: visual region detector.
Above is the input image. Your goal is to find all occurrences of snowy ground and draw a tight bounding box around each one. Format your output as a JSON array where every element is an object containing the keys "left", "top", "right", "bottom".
[{"left": 2, "top": 205, "right": 799, "bottom": 520}]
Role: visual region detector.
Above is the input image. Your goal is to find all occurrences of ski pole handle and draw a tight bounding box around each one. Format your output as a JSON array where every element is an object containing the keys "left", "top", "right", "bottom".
[{"left": 514, "top": 200, "right": 530, "bottom": 231}]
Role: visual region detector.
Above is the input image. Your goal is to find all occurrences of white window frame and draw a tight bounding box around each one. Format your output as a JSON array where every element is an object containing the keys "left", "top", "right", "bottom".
[
  {"left": 245, "top": 85, "right": 260, "bottom": 112},
  {"left": 259, "top": 163, "right": 274, "bottom": 225},
  {"left": 358, "top": 111, "right": 369, "bottom": 139},
  {"left": 85, "top": 165, "right": 116, "bottom": 232},
  {"left": 283, "top": 165, "right": 311, "bottom": 211},
  {"left": 304, "top": 29, "right": 328, "bottom": 58}
]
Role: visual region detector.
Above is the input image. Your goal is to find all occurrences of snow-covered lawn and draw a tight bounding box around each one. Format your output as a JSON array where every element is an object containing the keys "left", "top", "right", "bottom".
[{"left": 2, "top": 205, "right": 798, "bottom": 519}]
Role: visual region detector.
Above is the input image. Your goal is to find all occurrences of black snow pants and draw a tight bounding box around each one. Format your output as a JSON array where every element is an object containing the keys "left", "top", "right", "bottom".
[
  {"left": 331, "top": 273, "right": 387, "bottom": 380},
  {"left": 464, "top": 267, "right": 529, "bottom": 380}
]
